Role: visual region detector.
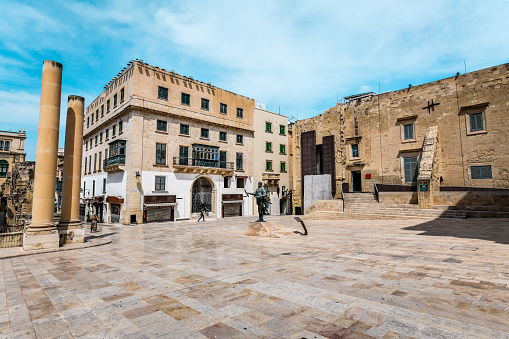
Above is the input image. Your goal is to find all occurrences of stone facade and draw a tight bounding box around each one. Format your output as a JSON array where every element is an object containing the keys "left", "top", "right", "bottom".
[
  {"left": 252, "top": 107, "right": 290, "bottom": 215},
  {"left": 292, "top": 63, "right": 509, "bottom": 211},
  {"left": 82, "top": 60, "right": 255, "bottom": 224}
]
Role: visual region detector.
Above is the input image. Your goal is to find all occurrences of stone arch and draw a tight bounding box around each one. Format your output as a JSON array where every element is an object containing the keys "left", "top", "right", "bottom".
[{"left": 190, "top": 175, "right": 216, "bottom": 216}]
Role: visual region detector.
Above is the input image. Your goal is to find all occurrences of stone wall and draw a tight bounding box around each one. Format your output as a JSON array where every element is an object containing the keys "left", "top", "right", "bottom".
[
  {"left": 378, "top": 192, "right": 418, "bottom": 205},
  {"left": 434, "top": 191, "right": 509, "bottom": 207}
]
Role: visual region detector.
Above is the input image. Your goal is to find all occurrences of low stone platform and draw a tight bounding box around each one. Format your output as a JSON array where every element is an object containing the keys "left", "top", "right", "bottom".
[{"left": 244, "top": 221, "right": 298, "bottom": 238}]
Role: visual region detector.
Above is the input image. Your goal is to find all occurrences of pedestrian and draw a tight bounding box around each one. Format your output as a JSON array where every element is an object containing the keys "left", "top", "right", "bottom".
[
  {"left": 91, "top": 214, "right": 98, "bottom": 232},
  {"left": 198, "top": 205, "right": 207, "bottom": 222}
]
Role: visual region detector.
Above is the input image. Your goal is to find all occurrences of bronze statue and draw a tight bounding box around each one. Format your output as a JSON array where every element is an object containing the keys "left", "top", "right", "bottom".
[{"left": 245, "top": 181, "right": 269, "bottom": 222}]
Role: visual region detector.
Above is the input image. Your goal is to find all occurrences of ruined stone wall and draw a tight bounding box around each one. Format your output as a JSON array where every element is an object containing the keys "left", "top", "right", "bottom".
[
  {"left": 292, "top": 63, "right": 509, "bottom": 209},
  {"left": 0, "top": 161, "right": 35, "bottom": 226}
]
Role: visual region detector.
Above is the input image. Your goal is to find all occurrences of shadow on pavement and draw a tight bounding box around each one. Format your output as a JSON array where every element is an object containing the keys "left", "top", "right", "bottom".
[{"left": 403, "top": 218, "right": 509, "bottom": 245}]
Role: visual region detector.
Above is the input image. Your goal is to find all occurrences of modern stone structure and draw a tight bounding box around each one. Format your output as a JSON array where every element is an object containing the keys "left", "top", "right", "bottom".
[
  {"left": 58, "top": 96, "right": 85, "bottom": 244},
  {"left": 24, "top": 60, "right": 63, "bottom": 250},
  {"left": 253, "top": 106, "right": 290, "bottom": 215},
  {"left": 292, "top": 63, "right": 509, "bottom": 212},
  {"left": 81, "top": 60, "right": 255, "bottom": 224}
]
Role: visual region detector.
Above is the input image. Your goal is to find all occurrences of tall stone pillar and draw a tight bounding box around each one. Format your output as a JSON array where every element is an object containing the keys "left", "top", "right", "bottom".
[
  {"left": 58, "top": 96, "right": 85, "bottom": 245},
  {"left": 24, "top": 60, "right": 62, "bottom": 250}
]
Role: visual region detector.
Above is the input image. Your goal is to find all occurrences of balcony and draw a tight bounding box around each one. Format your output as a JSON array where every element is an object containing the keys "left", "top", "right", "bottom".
[
  {"left": 262, "top": 173, "right": 280, "bottom": 186},
  {"left": 173, "top": 157, "right": 234, "bottom": 175},
  {"left": 103, "top": 155, "right": 125, "bottom": 173}
]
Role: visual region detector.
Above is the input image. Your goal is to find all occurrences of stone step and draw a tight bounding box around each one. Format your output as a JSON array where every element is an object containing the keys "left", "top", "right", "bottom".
[{"left": 303, "top": 211, "right": 440, "bottom": 220}]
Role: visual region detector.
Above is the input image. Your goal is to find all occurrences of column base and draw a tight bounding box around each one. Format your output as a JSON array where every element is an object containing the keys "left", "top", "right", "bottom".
[
  {"left": 57, "top": 220, "right": 84, "bottom": 245},
  {"left": 23, "top": 225, "right": 59, "bottom": 251}
]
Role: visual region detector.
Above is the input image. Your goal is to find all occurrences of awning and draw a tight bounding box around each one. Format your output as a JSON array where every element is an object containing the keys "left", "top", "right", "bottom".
[
  {"left": 222, "top": 200, "right": 243, "bottom": 204},
  {"left": 144, "top": 202, "right": 178, "bottom": 207}
]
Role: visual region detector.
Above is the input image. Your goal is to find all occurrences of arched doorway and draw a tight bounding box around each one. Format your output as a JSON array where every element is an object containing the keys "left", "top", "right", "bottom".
[{"left": 191, "top": 176, "right": 214, "bottom": 214}]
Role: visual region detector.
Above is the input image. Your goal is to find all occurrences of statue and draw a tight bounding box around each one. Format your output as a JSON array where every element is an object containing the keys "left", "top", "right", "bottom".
[{"left": 245, "top": 181, "right": 270, "bottom": 222}]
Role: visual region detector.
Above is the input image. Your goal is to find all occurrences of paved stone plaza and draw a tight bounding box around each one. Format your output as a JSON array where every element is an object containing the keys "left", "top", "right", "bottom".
[{"left": 1, "top": 216, "right": 509, "bottom": 339}]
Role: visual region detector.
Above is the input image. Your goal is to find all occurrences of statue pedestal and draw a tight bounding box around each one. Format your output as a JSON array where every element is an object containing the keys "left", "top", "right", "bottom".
[{"left": 245, "top": 222, "right": 297, "bottom": 238}]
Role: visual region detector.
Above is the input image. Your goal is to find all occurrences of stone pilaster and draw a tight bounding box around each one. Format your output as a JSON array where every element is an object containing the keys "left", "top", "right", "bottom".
[
  {"left": 58, "top": 96, "right": 85, "bottom": 245},
  {"left": 24, "top": 60, "right": 62, "bottom": 250}
]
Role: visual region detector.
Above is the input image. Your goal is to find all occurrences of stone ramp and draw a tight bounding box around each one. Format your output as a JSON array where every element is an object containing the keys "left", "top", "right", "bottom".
[{"left": 244, "top": 222, "right": 298, "bottom": 238}]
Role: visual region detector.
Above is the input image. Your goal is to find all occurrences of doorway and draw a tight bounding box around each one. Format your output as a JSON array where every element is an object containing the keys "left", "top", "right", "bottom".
[
  {"left": 351, "top": 171, "right": 362, "bottom": 192},
  {"left": 191, "top": 176, "right": 213, "bottom": 213}
]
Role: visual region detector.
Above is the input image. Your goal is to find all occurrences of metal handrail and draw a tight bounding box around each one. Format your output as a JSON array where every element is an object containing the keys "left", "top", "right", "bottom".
[
  {"left": 173, "top": 157, "right": 234, "bottom": 169},
  {"left": 340, "top": 182, "right": 345, "bottom": 212},
  {"left": 374, "top": 183, "right": 379, "bottom": 203}
]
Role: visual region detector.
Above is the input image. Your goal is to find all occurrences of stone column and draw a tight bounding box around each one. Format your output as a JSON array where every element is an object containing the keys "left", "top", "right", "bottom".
[
  {"left": 58, "top": 96, "right": 85, "bottom": 245},
  {"left": 24, "top": 60, "right": 62, "bottom": 250}
]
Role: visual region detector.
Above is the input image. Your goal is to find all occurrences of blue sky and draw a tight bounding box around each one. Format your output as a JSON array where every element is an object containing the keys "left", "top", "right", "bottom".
[{"left": 1, "top": 0, "right": 508, "bottom": 160}]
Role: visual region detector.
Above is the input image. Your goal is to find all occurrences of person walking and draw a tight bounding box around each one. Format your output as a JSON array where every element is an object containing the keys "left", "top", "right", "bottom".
[
  {"left": 198, "top": 205, "right": 207, "bottom": 222},
  {"left": 91, "top": 214, "right": 98, "bottom": 232}
]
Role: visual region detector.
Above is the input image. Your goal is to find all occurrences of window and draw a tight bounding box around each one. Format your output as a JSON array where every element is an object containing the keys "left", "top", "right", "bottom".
[
  {"left": 403, "top": 124, "right": 414, "bottom": 140},
  {"left": 236, "top": 134, "right": 243, "bottom": 144},
  {"left": 403, "top": 156, "right": 419, "bottom": 183},
  {"left": 280, "top": 125, "right": 286, "bottom": 135},
  {"left": 220, "top": 151, "right": 227, "bottom": 168},
  {"left": 201, "top": 128, "right": 209, "bottom": 139},
  {"left": 4, "top": 141, "right": 9, "bottom": 151},
  {"left": 107, "top": 100, "right": 110, "bottom": 112},
  {"left": 237, "top": 177, "right": 245, "bottom": 188},
  {"left": 94, "top": 153, "right": 97, "bottom": 172},
  {"left": 104, "top": 149, "right": 108, "bottom": 159},
  {"left": 95, "top": 136, "right": 98, "bottom": 146},
  {"left": 85, "top": 140, "right": 88, "bottom": 149},
  {"left": 90, "top": 138, "right": 92, "bottom": 147},
  {"left": 100, "top": 133, "right": 103, "bottom": 143},
  {"left": 98, "top": 152, "right": 102, "bottom": 171},
  {"left": 102, "top": 178, "right": 107, "bottom": 193},
  {"left": 280, "top": 144, "right": 286, "bottom": 154},
  {"left": 236, "top": 153, "right": 243, "bottom": 170},
  {"left": 352, "top": 144, "right": 359, "bottom": 158},
  {"left": 180, "top": 124, "right": 189, "bottom": 135},
  {"left": 105, "top": 129, "right": 109, "bottom": 139},
  {"left": 84, "top": 157, "right": 87, "bottom": 175},
  {"left": 0, "top": 141, "right": 3, "bottom": 150},
  {"left": 265, "top": 122, "right": 272, "bottom": 133},
  {"left": 157, "top": 120, "right": 167, "bottom": 132},
  {"left": 112, "top": 125, "right": 116, "bottom": 136},
  {"left": 266, "top": 142, "right": 272, "bottom": 152},
  {"left": 158, "top": 86, "right": 168, "bottom": 100},
  {"left": 155, "top": 176, "right": 166, "bottom": 191},
  {"left": 181, "top": 93, "right": 190, "bottom": 105},
  {"left": 224, "top": 176, "right": 230, "bottom": 188},
  {"left": 179, "top": 146, "right": 189, "bottom": 165},
  {"left": 469, "top": 113, "right": 484, "bottom": 132},
  {"left": 156, "top": 143, "right": 166, "bottom": 165},
  {"left": 471, "top": 165, "right": 492, "bottom": 179},
  {"left": 266, "top": 160, "right": 273, "bottom": 171},
  {"left": 101, "top": 105, "right": 104, "bottom": 117},
  {"left": 92, "top": 180, "right": 95, "bottom": 197},
  {"left": 201, "top": 98, "right": 209, "bottom": 110},
  {"left": 113, "top": 94, "right": 117, "bottom": 107},
  {"left": 237, "top": 108, "right": 243, "bottom": 118},
  {"left": 96, "top": 110, "right": 99, "bottom": 121},
  {"left": 220, "top": 103, "right": 227, "bottom": 114},
  {"left": 87, "top": 117, "right": 89, "bottom": 127},
  {"left": 119, "top": 121, "right": 123, "bottom": 133},
  {"left": 91, "top": 114, "right": 94, "bottom": 125},
  {"left": 0, "top": 160, "right": 8, "bottom": 178},
  {"left": 120, "top": 88, "right": 124, "bottom": 102},
  {"left": 280, "top": 162, "right": 286, "bottom": 172},
  {"left": 88, "top": 155, "right": 91, "bottom": 173},
  {"left": 219, "top": 131, "right": 227, "bottom": 141}
]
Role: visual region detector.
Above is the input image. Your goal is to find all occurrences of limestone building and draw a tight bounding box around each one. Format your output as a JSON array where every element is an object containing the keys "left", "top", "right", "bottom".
[
  {"left": 81, "top": 60, "right": 254, "bottom": 224},
  {"left": 293, "top": 63, "right": 509, "bottom": 212},
  {"left": 0, "top": 130, "right": 26, "bottom": 186},
  {"left": 253, "top": 105, "right": 290, "bottom": 214}
]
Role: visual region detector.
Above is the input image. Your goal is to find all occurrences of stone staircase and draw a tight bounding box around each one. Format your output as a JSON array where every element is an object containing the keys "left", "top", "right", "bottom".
[{"left": 343, "top": 193, "right": 467, "bottom": 219}]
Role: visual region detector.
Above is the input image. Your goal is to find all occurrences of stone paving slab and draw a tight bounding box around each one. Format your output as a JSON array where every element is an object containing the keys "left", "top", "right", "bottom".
[{"left": 0, "top": 215, "right": 508, "bottom": 338}]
